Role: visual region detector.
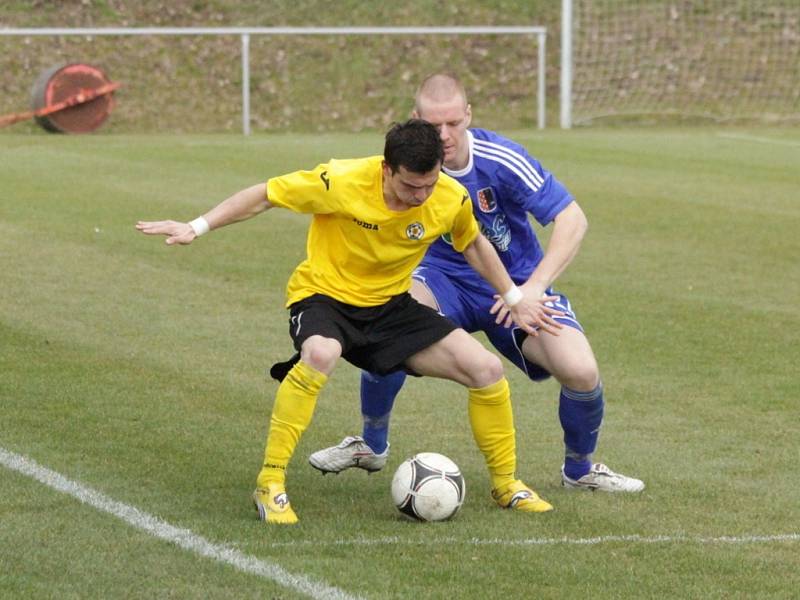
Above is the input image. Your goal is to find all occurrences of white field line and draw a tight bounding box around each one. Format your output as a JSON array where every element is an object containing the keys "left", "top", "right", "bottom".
[
  {"left": 259, "top": 533, "right": 800, "bottom": 549},
  {"left": 715, "top": 132, "right": 800, "bottom": 147},
  {"left": 0, "top": 447, "right": 361, "bottom": 600},
  {"left": 3, "top": 447, "right": 796, "bottom": 588}
]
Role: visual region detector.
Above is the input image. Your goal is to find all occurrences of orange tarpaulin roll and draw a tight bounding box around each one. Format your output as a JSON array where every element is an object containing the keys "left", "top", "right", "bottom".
[{"left": 0, "top": 82, "right": 120, "bottom": 128}]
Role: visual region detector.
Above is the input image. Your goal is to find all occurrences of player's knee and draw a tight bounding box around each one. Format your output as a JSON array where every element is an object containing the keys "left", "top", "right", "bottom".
[
  {"left": 561, "top": 364, "right": 600, "bottom": 392},
  {"left": 300, "top": 337, "right": 341, "bottom": 374},
  {"left": 467, "top": 352, "right": 504, "bottom": 388}
]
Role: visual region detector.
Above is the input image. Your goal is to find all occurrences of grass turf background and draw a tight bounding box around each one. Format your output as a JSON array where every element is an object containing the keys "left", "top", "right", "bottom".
[{"left": 1, "top": 129, "right": 799, "bottom": 598}]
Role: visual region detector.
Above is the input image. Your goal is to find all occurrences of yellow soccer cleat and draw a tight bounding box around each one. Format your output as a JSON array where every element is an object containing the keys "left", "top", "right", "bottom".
[
  {"left": 252, "top": 483, "right": 299, "bottom": 525},
  {"left": 491, "top": 479, "right": 554, "bottom": 513}
]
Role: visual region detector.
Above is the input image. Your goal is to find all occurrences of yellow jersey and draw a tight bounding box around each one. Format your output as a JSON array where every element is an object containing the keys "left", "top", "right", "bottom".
[{"left": 266, "top": 155, "right": 478, "bottom": 307}]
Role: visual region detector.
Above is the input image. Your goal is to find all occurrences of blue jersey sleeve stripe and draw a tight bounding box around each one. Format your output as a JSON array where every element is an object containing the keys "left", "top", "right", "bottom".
[
  {"left": 473, "top": 139, "right": 545, "bottom": 187},
  {"left": 473, "top": 148, "right": 543, "bottom": 193}
]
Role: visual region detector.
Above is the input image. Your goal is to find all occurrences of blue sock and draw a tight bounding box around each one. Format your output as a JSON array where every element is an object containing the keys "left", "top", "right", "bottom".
[
  {"left": 559, "top": 383, "right": 604, "bottom": 480},
  {"left": 361, "top": 370, "right": 406, "bottom": 454}
]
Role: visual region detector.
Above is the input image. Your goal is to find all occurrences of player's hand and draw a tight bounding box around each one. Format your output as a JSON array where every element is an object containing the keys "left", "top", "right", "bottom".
[
  {"left": 135, "top": 220, "right": 197, "bottom": 245},
  {"left": 490, "top": 293, "right": 564, "bottom": 336}
]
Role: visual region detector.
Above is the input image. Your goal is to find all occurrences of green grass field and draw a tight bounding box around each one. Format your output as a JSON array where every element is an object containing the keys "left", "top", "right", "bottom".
[{"left": 1, "top": 129, "right": 799, "bottom": 599}]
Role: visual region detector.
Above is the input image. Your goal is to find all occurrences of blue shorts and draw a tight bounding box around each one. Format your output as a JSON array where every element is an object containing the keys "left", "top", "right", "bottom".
[{"left": 412, "top": 266, "right": 584, "bottom": 381}]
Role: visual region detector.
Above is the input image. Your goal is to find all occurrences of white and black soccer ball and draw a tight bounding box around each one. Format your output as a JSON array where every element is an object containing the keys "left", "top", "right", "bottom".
[{"left": 390, "top": 452, "right": 465, "bottom": 522}]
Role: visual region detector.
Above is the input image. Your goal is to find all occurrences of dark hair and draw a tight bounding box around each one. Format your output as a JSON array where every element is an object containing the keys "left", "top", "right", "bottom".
[{"left": 383, "top": 119, "right": 444, "bottom": 174}]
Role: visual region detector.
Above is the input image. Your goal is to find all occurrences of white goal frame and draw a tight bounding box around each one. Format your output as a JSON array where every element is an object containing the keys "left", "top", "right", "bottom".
[
  {"left": 560, "top": 0, "right": 574, "bottom": 129},
  {"left": 0, "top": 26, "right": 547, "bottom": 134}
]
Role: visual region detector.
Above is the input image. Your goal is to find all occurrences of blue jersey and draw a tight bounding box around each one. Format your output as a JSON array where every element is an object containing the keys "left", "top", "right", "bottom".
[{"left": 421, "top": 128, "right": 573, "bottom": 291}]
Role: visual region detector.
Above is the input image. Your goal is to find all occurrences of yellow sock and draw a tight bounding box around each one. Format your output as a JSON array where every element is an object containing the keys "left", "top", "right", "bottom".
[
  {"left": 256, "top": 361, "right": 327, "bottom": 488},
  {"left": 468, "top": 377, "right": 516, "bottom": 490}
]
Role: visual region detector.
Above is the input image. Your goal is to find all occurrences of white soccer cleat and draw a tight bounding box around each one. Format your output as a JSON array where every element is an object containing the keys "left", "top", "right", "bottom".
[
  {"left": 309, "top": 435, "right": 389, "bottom": 474},
  {"left": 561, "top": 463, "right": 645, "bottom": 493}
]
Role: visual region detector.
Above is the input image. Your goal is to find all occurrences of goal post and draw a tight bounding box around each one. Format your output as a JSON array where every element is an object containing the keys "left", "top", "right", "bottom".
[{"left": 561, "top": 0, "right": 800, "bottom": 127}]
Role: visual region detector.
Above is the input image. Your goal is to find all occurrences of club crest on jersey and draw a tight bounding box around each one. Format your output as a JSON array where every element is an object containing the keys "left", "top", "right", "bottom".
[
  {"left": 406, "top": 222, "right": 425, "bottom": 240},
  {"left": 477, "top": 187, "right": 497, "bottom": 213}
]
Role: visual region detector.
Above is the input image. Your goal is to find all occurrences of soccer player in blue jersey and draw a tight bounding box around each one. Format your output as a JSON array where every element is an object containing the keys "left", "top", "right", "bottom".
[{"left": 310, "top": 73, "right": 644, "bottom": 492}]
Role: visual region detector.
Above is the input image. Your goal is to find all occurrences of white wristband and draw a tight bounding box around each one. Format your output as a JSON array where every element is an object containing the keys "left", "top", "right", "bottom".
[
  {"left": 502, "top": 285, "right": 523, "bottom": 307},
  {"left": 189, "top": 216, "right": 210, "bottom": 237}
]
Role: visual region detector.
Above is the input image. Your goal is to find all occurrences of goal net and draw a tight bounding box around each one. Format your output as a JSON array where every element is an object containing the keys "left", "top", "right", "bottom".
[{"left": 569, "top": 0, "right": 800, "bottom": 125}]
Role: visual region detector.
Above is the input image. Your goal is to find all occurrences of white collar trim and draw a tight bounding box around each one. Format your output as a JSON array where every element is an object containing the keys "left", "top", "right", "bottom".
[{"left": 442, "top": 130, "right": 474, "bottom": 178}]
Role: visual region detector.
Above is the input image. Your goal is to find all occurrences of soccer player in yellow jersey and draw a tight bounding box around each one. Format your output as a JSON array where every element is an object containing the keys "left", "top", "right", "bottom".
[{"left": 137, "top": 120, "right": 563, "bottom": 524}]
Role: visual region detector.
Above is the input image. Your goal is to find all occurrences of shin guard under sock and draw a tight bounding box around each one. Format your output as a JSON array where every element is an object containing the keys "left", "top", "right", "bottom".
[
  {"left": 559, "top": 383, "right": 604, "bottom": 480},
  {"left": 468, "top": 378, "right": 516, "bottom": 490},
  {"left": 360, "top": 370, "right": 406, "bottom": 454},
  {"left": 257, "top": 361, "right": 327, "bottom": 487}
]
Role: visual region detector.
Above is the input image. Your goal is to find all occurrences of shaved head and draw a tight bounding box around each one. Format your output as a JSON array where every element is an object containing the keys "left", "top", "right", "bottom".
[
  {"left": 415, "top": 73, "right": 468, "bottom": 113},
  {"left": 412, "top": 73, "right": 472, "bottom": 170}
]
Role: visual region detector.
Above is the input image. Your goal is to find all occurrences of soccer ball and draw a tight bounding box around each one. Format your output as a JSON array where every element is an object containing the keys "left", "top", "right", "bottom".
[{"left": 390, "top": 452, "right": 465, "bottom": 522}]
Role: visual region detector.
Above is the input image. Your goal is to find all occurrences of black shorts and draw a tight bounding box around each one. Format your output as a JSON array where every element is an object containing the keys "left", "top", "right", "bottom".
[{"left": 272, "top": 293, "right": 457, "bottom": 379}]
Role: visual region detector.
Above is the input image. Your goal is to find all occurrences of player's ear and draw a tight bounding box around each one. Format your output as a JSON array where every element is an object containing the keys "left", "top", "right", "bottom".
[
  {"left": 464, "top": 103, "right": 472, "bottom": 128},
  {"left": 411, "top": 109, "right": 419, "bottom": 119}
]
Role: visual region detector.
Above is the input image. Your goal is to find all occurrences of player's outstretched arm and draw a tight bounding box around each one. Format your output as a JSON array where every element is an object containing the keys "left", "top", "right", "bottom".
[
  {"left": 521, "top": 200, "right": 588, "bottom": 298},
  {"left": 488, "top": 201, "right": 588, "bottom": 335},
  {"left": 461, "top": 235, "right": 563, "bottom": 336},
  {"left": 136, "top": 183, "right": 272, "bottom": 245}
]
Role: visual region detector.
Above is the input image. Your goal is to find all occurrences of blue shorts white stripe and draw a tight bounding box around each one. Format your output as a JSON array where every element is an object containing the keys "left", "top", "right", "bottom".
[{"left": 412, "top": 266, "right": 583, "bottom": 381}]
